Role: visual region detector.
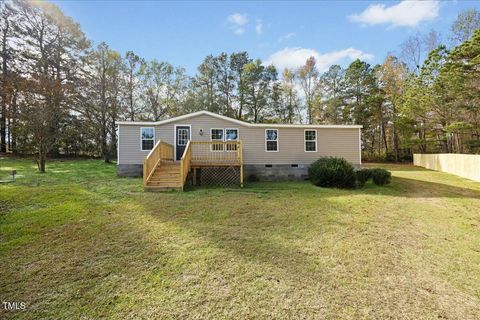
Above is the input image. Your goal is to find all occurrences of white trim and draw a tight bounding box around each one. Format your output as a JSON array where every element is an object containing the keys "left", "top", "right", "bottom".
[
  {"left": 359, "top": 128, "right": 362, "bottom": 165},
  {"left": 140, "top": 127, "right": 155, "bottom": 151},
  {"left": 210, "top": 128, "right": 225, "bottom": 152},
  {"left": 265, "top": 128, "right": 279, "bottom": 152},
  {"left": 173, "top": 124, "right": 191, "bottom": 161},
  {"left": 304, "top": 129, "right": 317, "bottom": 152},
  {"left": 117, "top": 110, "right": 363, "bottom": 129},
  {"left": 177, "top": 128, "right": 189, "bottom": 146},
  {"left": 117, "top": 124, "right": 120, "bottom": 164},
  {"left": 225, "top": 128, "right": 239, "bottom": 152}
]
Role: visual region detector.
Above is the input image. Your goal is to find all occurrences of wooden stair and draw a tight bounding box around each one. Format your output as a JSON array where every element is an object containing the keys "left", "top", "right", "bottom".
[{"left": 145, "top": 161, "right": 182, "bottom": 191}]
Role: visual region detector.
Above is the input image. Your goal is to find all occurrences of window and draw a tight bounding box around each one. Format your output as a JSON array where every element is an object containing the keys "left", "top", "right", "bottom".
[
  {"left": 225, "top": 128, "right": 238, "bottom": 151},
  {"left": 305, "top": 130, "right": 317, "bottom": 152},
  {"left": 265, "top": 129, "right": 278, "bottom": 152},
  {"left": 211, "top": 128, "right": 224, "bottom": 151},
  {"left": 177, "top": 128, "right": 189, "bottom": 146},
  {"left": 141, "top": 127, "right": 155, "bottom": 151}
]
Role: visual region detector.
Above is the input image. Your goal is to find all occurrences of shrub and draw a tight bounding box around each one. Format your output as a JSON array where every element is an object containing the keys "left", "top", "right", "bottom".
[
  {"left": 371, "top": 168, "right": 391, "bottom": 186},
  {"left": 399, "top": 153, "right": 413, "bottom": 162},
  {"left": 356, "top": 168, "right": 372, "bottom": 187},
  {"left": 308, "top": 157, "right": 356, "bottom": 189},
  {"left": 384, "top": 152, "right": 396, "bottom": 162}
]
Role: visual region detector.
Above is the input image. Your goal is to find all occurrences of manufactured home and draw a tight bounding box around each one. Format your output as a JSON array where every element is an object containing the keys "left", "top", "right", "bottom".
[{"left": 117, "top": 111, "right": 362, "bottom": 190}]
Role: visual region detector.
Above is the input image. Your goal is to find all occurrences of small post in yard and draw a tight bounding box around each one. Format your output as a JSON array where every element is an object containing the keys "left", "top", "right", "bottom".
[{"left": 11, "top": 170, "right": 16, "bottom": 182}]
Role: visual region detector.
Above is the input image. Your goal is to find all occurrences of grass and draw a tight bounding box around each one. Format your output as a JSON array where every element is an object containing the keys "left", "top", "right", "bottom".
[{"left": 1, "top": 157, "right": 479, "bottom": 319}]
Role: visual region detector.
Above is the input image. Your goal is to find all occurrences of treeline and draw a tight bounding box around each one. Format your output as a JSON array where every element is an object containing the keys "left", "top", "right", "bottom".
[{"left": 0, "top": 1, "right": 479, "bottom": 171}]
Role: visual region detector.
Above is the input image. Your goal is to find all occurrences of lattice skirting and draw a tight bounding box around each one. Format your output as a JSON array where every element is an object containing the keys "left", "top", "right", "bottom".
[{"left": 191, "top": 166, "right": 241, "bottom": 187}]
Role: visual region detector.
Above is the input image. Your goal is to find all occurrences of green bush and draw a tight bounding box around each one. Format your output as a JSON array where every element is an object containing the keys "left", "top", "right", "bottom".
[
  {"left": 371, "top": 168, "right": 391, "bottom": 186},
  {"left": 356, "top": 168, "right": 372, "bottom": 187},
  {"left": 308, "top": 157, "right": 356, "bottom": 189},
  {"left": 384, "top": 152, "right": 396, "bottom": 162}
]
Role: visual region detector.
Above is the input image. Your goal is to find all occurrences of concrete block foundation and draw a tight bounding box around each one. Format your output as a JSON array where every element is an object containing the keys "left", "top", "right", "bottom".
[
  {"left": 244, "top": 164, "right": 310, "bottom": 182},
  {"left": 117, "top": 164, "right": 143, "bottom": 177}
]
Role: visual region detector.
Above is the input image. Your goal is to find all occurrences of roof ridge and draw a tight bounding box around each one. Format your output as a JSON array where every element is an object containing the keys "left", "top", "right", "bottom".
[{"left": 116, "top": 110, "right": 363, "bottom": 129}]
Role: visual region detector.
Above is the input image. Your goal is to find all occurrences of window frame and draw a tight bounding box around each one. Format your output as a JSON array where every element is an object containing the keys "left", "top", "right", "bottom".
[
  {"left": 177, "top": 128, "right": 189, "bottom": 146},
  {"left": 225, "top": 128, "right": 239, "bottom": 152},
  {"left": 140, "top": 127, "right": 155, "bottom": 151},
  {"left": 265, "top": 128, "right": 279, "bottom": 152},
  {"left": 210, "top": 128, "right": 225, "bottom": 152},
  {"left": 304, "top": 129, "right": 317, "bottom": 152}
]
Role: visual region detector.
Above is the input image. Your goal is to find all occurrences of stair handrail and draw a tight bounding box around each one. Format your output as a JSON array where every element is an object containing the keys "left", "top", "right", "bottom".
[
  {"left": 143, "top": 140, "right": 174, "bottom": 186},
  {"left": 179, "top": 140, "right": 192, "bottom": 191}
]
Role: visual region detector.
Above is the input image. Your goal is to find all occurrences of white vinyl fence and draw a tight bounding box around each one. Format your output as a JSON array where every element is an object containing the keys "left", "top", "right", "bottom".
[{"left": 413, "top": 153, "right": 480, "bottom": 182}]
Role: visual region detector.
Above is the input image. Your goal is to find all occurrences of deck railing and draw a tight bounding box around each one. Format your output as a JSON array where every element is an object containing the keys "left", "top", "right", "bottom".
[
  {"left": 190, "top": 141, "right": 242, "bottom": 166},
  {"left": 179, "top": 141, "right": 243, "bottom": 189},
  {"left": 179, "top": 140, "right": 192, "bottom": 190},
  {"left": 143, "top": 140, "right": 174, "bottom": 186}
]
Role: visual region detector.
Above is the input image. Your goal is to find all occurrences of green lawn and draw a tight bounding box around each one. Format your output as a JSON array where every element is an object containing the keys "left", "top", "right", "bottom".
[{"left": 1, "top": 157, "right": 479, "bottom": 319}]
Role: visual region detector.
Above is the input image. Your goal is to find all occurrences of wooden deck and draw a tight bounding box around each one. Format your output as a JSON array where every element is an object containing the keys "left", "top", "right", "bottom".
[{"left": 144, "top": 140, "right": 243, "bottom": 191}]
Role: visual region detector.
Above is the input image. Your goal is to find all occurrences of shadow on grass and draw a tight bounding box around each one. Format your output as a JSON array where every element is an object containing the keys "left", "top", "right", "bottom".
[
  {"left": 185, "top": 175, "right": 480, "bottom": 200},
  {"left": 2, "top": 157, "right": 480, "bottom": 318},
  {"left": 390, "top": 176, "right": 480, "bottom": 199}
]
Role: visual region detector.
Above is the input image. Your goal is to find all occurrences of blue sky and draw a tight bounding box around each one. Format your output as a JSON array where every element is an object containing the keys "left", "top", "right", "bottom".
[{"left": 54, "top": 0, "right": 479, "bottom": 74}]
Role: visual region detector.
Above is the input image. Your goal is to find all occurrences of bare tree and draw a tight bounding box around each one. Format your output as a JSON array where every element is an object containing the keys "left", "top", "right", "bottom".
[
  {"left": 400, "top": 30, "right": 442, "bottom": 74},
  {"left": 124, "top": 51, "right": 144, "bottom": 121},
  {"left": 450, "top": 8, "right": 480, "bottom": 46},
  {"left": 298, "top": 56, "right": 320, "bottom": 124}
]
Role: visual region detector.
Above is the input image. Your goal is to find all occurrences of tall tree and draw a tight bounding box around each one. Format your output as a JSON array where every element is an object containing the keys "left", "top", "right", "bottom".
[
  {"left": 275, "top": 68, "right": 300, "bottom": 123},
  {"left": 85, "top": 43, "right": 123, "bottom": 162},
  {"left": 17, "top": 0, "right": 89, "bottom": 171},
  {"left": 230, "top": 51, "right": 250, "bottom": 120},
  {"left": 124, "top": 51, "right": 144, "bottom": 121},
  {"left": 378, "top": 56, "right": 408, "bottom": 160},
  {"left": 298, "top": 56, "right": 320, "bottom": 124},
  {"left": 215, "top": 53, "right": 234, "bottom": 117},
  {"left": 320, "top": 65, "right": 345, "bottom": 124},
  {"left": 141, "top": 60, "right": 187, "bottom": 120},
  {"left": 0, "top": 0, "right": 17, "bottom": 152},
  {"left": 343, "top": 59, "right": 379, "bottom": 156},
  {"left": 445, "top": 28, "right": 480, "bottom": 151},
  {"left": 420, "top": 46, "right": 457, "bottom": 152},
  {"left": 242, "top": 60, "right": 277, "bottom": 123},
  {"left": 196, "top": 55, "right": 219, "bottom": 113}
]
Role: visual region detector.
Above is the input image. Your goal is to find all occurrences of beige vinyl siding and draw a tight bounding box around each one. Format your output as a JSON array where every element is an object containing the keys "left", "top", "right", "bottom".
[{"left": 118, "top": 113, "right": 361, "bottom": 165}]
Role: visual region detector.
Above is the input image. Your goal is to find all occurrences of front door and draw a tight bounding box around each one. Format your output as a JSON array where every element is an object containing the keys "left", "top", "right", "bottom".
[{"left": 175, "top": 126, "right": 190, "bottom": 160}]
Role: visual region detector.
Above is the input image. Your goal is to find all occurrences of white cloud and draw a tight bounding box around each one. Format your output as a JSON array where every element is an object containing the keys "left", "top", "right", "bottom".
[
  {"left": 234, "top": 28, "right": 245, "bottom": 35},
  {"left": 255, "top": 19, "right": 263, "bottom": 34},
  {"left": 227, "top": 13, "right": 248, "bottom": 35},
  {"left": 349, "top": 0, "right": 439, "bottom": 28},
  {"left": 265, "top": 47, "right": 374, "bottom": 72},
  {"left": 278, "top": 32, "right": 296, "bottom": 43}
]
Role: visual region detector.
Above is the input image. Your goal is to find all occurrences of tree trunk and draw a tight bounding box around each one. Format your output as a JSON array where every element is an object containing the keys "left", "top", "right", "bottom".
[
  {"left": 37, "top": 143, "right": 46, "bottom": 173},
  {"left": 237, "top": 75, "right": 243, "bottom": 120},
  {"left": 0, "top": 99, "right": 5, "bottom": 152},
  {"left": 102, "top": 125, "right": 109, "bottom": 163},
  {"left": 11, "top": 91, "right": 17, "bottom": 153},
  {"left": 1, "top": 17, "right": 8, "bottom": 153},
  {"left": 381, "top": 121, "right": 388, "bottom": 153},
  {"left": 111, "top": 114, "right": 117, "bottom": 162},
  {"left": 393, "top": 128, "right": 400, "bottom": 161}
]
